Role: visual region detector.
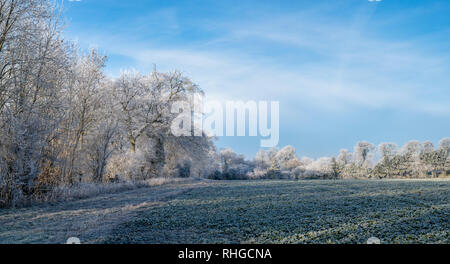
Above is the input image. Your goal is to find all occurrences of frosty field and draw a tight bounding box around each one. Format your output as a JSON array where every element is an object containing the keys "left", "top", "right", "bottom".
[{"left": 1, "top": 179, "right": 449, "bottom": 244}]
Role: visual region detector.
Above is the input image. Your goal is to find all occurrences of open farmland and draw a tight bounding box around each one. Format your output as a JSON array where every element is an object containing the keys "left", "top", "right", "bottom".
[
  {"left": 104, "top": 180, "right": 449, "bottom": 244},
  {"left": 1, "top": 179, "right": 449, "bottom": 244}
]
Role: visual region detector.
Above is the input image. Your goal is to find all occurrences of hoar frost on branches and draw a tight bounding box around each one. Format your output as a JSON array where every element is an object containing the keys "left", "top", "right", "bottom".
[
  {"left": 0, "top": 0, "right": 216, "bottom": 207},
  {"left": 212, "top": 139, "right": 450, "bottom": 180}
]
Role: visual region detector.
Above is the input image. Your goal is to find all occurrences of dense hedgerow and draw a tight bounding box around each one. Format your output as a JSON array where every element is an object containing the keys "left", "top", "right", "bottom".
[{"left": 209, "top": 140, "right": 450, "bottom": 180}]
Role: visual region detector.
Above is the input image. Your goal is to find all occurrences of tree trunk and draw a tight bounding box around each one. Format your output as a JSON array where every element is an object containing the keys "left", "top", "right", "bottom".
[
  {"left": 148, "top": 135, "right": 165, "bottom": 178},
  {"left": 129, "top": 135, "right": 136, "bottom": 153}
]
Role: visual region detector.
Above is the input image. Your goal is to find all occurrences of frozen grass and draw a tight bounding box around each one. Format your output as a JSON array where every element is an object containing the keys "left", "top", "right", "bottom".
[
  {"left": 0, "top": 178, "right": 210, "bottom": 244},
  {"left": 37, "top": 178, "right": 192, "bottom": 205},
  {"left": 104, "top": 179, "right": 450, "bottom": 244},
  {"left": 1, "top": 179, "right": 448, "bottom": 244}
]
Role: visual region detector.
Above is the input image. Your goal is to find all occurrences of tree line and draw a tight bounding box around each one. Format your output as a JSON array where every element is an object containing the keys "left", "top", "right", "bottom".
[
  {"left": 1, "top": 1, "right": 448, "bottom": 207},
  {"left": 0, "top": 0, "right": 216, "bottom": 207},
  {"left": 210, "top": 139, "right": 450, "bottom": 180}
]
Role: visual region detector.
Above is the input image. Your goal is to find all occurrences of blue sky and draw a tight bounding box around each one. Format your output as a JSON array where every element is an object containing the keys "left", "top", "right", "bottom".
[{"left": 63, "top": 0, "right": 450, "bottom": 158}]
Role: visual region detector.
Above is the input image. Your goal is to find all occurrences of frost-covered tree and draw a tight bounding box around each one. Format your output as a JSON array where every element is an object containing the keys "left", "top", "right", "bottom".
[
  {"left": 270, "top": 146, "right": 301, "bottom": 172},
  {"left": 254, "top": 148, "right": 278, "bottom": 170},
  {"left": 308, "top": 157, "right": 333, "bottom": 179},
  {"left": 0, "top": 0, "right": 74, "bottom": 206},
  {"left": 60, "top": 50, "right": 107, "bottom": 185},
  {"left": 431, "top": 138, "right": 450, "bottom": 177},
  {"left": 422, "top": 141, "right": 435, "bottom": 154},
  {"left": 336, "top": 149, "right": 353, "bottom": 166},
  {"left": 401, "top": 141, "right": 422, "bottom": 158},
  {"left": 400, "top": 141, "right": 423, "bottom": 178},
  {"left": 371, "top": 143, "right": 398, "bottom": 179},
  {"left": 439, "top": 138, "right": 450, "bottom": 154},
  {"left": 208, "top": 148, "right": 254, "bottom": 180},
  {"left": 327, "top": 149, "right": 352, "bottom": 179},
  {"left": 379, "top": 143, "right": 398, "bottom": 161},
  {"left": 341, "top": 141, "right": 375, "bottom": 179},
  {"left": 163, "top": 133, "right": 216, "bottom": 178},
  {"left": 110, "top": 70, "right": 202, "bottom": 179},
  {"left": 354, "top": 141, "right": 376, "bottom": 168}
]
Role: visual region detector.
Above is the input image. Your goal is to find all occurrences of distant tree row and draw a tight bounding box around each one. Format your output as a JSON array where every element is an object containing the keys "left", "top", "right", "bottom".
[{"left": 209, "top": 139, "right": 450, "bottom": 180}]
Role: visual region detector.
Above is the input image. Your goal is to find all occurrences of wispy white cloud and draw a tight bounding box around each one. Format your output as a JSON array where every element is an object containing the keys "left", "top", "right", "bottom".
[
  {"left": 62, "top": 0, "right": 450, "bottom": 157},
  {"left": 67, "top": 2, "right": 450, "bottom": 116}
]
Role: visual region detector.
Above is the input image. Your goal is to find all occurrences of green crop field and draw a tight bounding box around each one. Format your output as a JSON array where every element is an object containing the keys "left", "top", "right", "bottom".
[
  {"left": 1, "top": 179, "right": 448, "bottom": 244},
  {"left": 103, "top": 180, "right": 449, "bottom": 244}
]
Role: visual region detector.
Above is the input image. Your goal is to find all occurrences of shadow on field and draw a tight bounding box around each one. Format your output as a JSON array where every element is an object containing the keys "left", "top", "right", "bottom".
[{"left": 0, "top": 180, "right": 209, "bottom": 244}]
